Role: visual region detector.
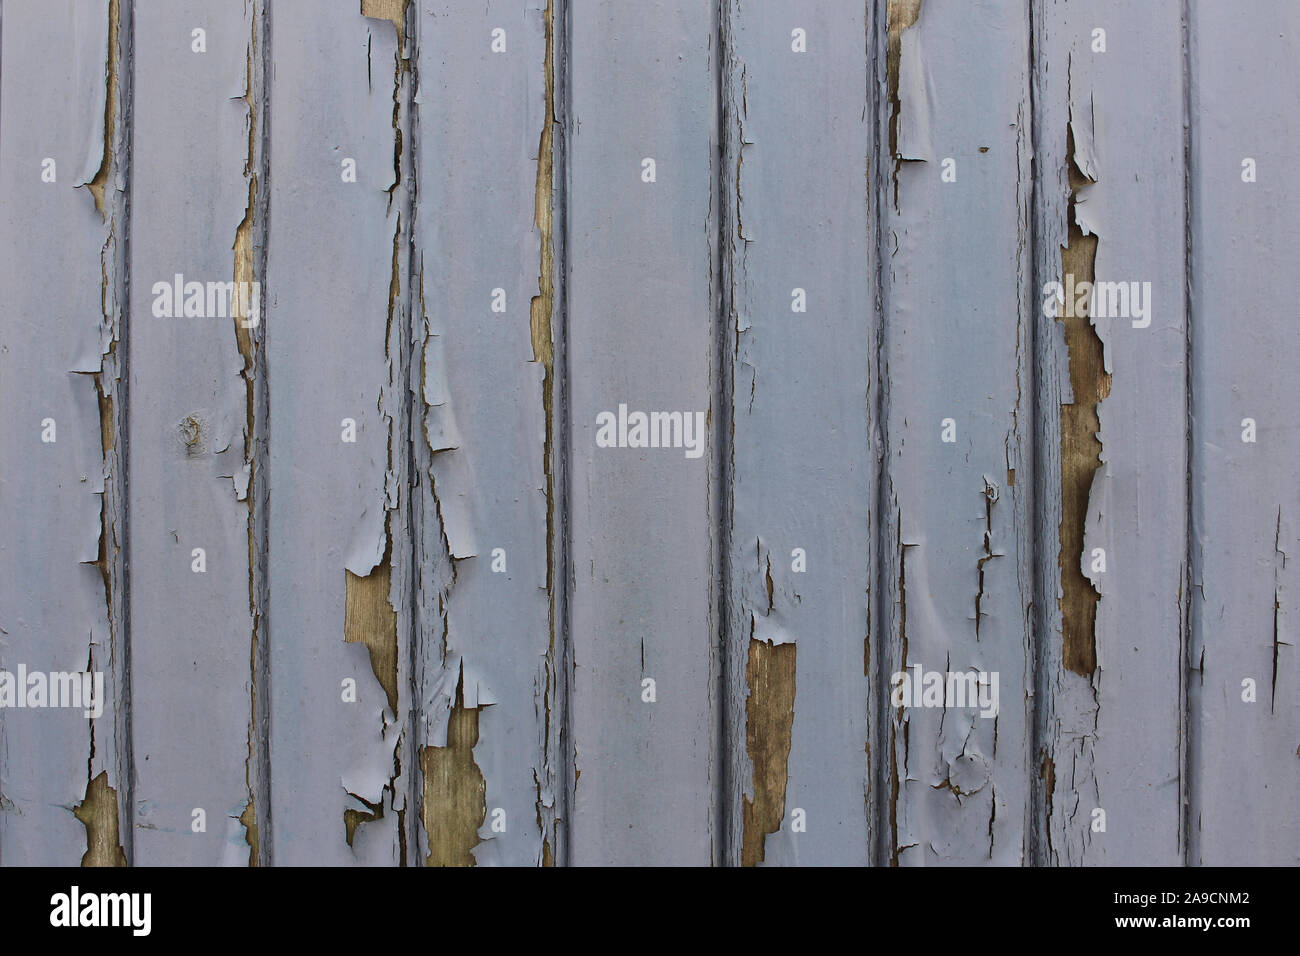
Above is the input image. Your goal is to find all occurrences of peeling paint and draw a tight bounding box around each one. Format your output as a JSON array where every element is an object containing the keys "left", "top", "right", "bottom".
[
  {"left": 886, "top": 0, "right": 923, "bottom": 208},
  {"left": 343, "top": 793, "right": 385, "bottom": 847},
  {"left": 239, "top": 800, "right": 258, "bottom": 867},
  {"left": 361, "top": 0, "right": 408, "bottom": 46},
  {"left": 344, "top": 535, "right": 400, "bottom": 718},
  {"left": 530, "top": 1, "right": 555, "bottom": 379},
  {"left": 1031, "top": 1, "right": 1192, "bottom": 867},
  {"left": 234, "top": 13, "right": 264, "bottom": 863},
  {"left": 84, "top": 0, "right": 120, "bottom": 218},
  {"left": 723, "top": 0, "right": 874, "bottom": 867},
  {"left": 8, "top": 0, "right": 1292, "bottom": 872},
  {"left": 741, "top": 638, "right": 795, "bottom": 866},
  {"left": 1057, "top": 124, "right": 1110, "bottom": 677},
  {"left": 88, "top": 0, "right": 128, "bottom": 868},
  {"left": 409, "top": 0, "right": 556, "bottom": 868},
  {"left": 882, "top": 0, "right": 1033, "bottom": 865},
  {"left": 73, "top": 772, "right": 126, "bottom": 867},
  {"left": 420, "top": 666, "right": 485, "bottom": 867},
  {"left": 530, "top": 0, "right": 560, "bottom": 867}
]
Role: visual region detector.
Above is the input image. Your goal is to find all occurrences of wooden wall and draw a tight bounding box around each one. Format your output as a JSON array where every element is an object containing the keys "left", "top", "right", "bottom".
[{"left": 0, "top": 0, "right": 1294, "bottom": 866}]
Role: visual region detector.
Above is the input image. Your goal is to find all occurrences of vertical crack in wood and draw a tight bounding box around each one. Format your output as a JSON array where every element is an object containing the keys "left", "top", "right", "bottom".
[
  {"left": 890, "top": 521, "right": 909, "bottom": 866},
  {"left": 351, "top": 0, "right": 414, "bottom": 851},
  {"left": 1039, "top": 752, "right": 1056, "bottom": 862},
  {"left": 530, "top": 0, "right": 559, "bottom": 867},
  {"left": 234, "top": 7, "right": 262, "bottom": 867},
  {"left": 81, "top": 0, "right": 131, "bottom": 868}
]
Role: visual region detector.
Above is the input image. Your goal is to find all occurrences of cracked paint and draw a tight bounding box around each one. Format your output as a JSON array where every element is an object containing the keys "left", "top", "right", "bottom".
[
  {"left": 1272, "top": 509, "right": 1289, "bottom": 714},
  {"left": 1032, "top": 4, "right": 1191, "bottom": 867},
  {"left": 233, "top": 11, "right": 264, "bottom": 865},
  {"left": 530, "top": 0, "right": 560, "bottom": 867},
  {"left": 64, "top": 0, "right": 129, "bottom": 871},
  {"left": 257, "top": 0, "right": 413, "bottom": 866},
  {"left": 883, "top": 0, "right": 1033, "bottom": 866},
  {"left": 409, "top": 0, "right": 557, "bottom": 868},
  {"left": 6, "top": 0, "right": 1292, "bottom": 873},
  {"left": 890, "top": 524, "right": 909, "bottom": 866},
  {"left": 975, "top": 477, "right": 1000, "bottom": 640},
  {"left": 122, "top": 0, "right": 269, "bottom": 867}
]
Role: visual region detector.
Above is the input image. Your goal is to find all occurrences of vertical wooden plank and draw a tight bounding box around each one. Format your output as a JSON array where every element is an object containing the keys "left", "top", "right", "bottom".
[
  {"left": 721, "top": 1, "right": 874, "bottom": 867},
  {"left": 127, "top": 0, "right": 260, "bottom": 864},
  {"left": 0, "top": 0, "right": 128, "bottom": 865},
  {"left": 411, "top": 0, "right": 557, "bottom": 866},
  {"left": 566, "top": 0, "right": 720, "bottom": 865},
  {"left": 266, "top": 0, "right": 415, "bottom": 865},
  {"left": 1031, "top": 0, "right": 1189, "bottom": 866},
  {"left": 879, "top": 0, "right": 1035, "bottom": 865},
  {"left": 1187, "top": 0, "right": 1300, "bottom": 865}
]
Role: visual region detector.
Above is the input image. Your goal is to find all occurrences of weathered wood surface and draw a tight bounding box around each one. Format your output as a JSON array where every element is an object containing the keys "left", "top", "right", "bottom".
[
  {"left": 879, "top": 0, "right": 1035, "bottom": 865},
  {"left": 1032, "top": 0, "right": 1189, "bottom": 866},
  {"left": 127, "top": 0, "right": 263, "bottom": 867},
  {"left": 721, "top": 0, "right": 875, "bottom": 867},
  {"left": 0, "top": 0, "right": 1294, "bottom": 867},
  {"left": 0, "top": 0, "right": 128, "bottom": 866},
  {"left": 412, "top": 0, "right": 557, "bottom": 866},
  {"left": 565, "top": 0, "right": 721, "bottom": 866},
  {"left": 266, "top": 0, "right": 414, "bottom": 865},
  {"left": 1186, "top": 0, "right": 1299, "bottom": 866}
]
